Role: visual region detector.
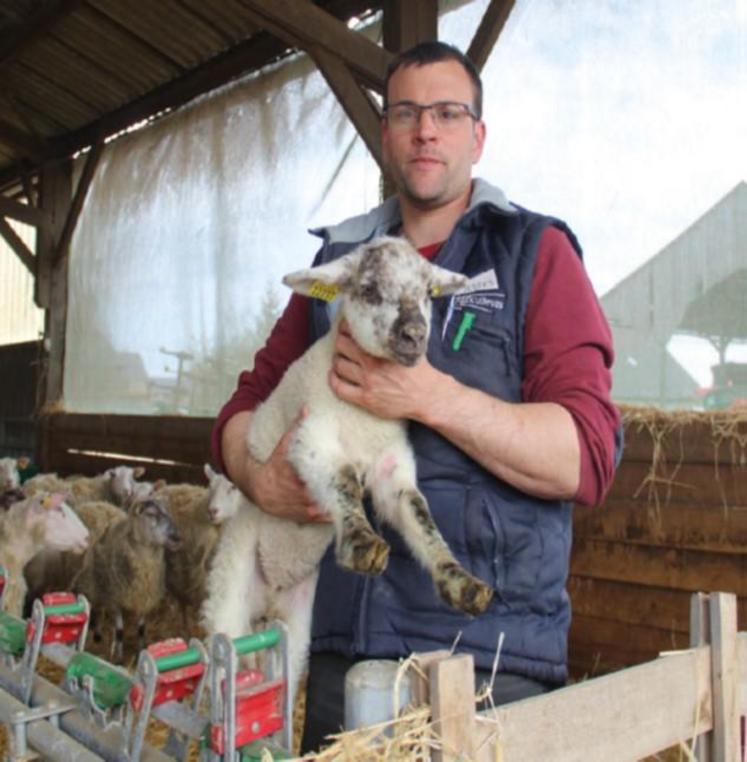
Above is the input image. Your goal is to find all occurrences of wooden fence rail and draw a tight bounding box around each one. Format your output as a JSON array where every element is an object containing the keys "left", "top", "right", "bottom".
[{"left": 420, "top": 592, "right": 745, "bottom": 761}]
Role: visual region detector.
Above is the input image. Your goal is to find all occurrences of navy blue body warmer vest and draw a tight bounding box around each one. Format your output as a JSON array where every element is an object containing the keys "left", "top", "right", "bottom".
[{"left": 307, "top": 200, "right": 582, "bottom": 685}]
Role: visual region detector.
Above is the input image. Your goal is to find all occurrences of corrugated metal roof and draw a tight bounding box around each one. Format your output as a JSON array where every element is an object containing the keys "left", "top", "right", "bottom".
[{"left": 0, "top": 0, "right": 381, "bottom": 188}]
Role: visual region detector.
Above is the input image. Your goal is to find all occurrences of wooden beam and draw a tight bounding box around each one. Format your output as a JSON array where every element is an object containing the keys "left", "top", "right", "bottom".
[
  {"left": 0, "top": 118, "right": 46, "bottom": 162},
  {"left": 54, "top": 136, "right": 104, "bottom": 263},
  {"left": 239, "top": 0, "right": 391, "bottom": 92},
  {"left": 382, "top": 0, "right": 437, "bottom": 53},
  {"left": 310, "top": 46, "right": 384, "bottom": 171},
  {"left": 0, "top": 216, "right": 35, "bottom": 274},
  {"left": 467, "top": 0, "right": 515, "bottom": 73},
  {"left": 0, "top": 195, "right": 48, "bottom": 227},
  {"left": 38, "top": 161, "right": 72, "bottom": 403}
]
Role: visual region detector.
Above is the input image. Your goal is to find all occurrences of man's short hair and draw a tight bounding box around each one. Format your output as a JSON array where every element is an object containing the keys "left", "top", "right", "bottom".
[{"left": 384, "top": 41, "right": 483, "bottom": 119}]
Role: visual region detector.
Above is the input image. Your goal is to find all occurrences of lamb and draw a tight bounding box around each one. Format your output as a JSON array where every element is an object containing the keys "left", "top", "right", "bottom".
[
  {"left": 202, "top": 236, "right": 495, "bottom": 700},
  {"left": 73, "top": 494, "right": 181, "bottom": 663},
  {"left": 157, "top": 465, "right": 246, "bottom": 628},
  {"left": 0, "top": 492, "right": 89, "bottom": 616},
  {"left": 0, "top": 456, "right": 29, "bottom": 491}
]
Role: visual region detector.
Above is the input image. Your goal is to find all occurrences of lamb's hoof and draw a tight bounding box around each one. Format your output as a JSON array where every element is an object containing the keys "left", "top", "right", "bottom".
[
  {"left": 338, "top": 533, "right": 390, "bottom": 576},
  {"left": 435, "top": 562, "right": 494, "bottom": 615}
]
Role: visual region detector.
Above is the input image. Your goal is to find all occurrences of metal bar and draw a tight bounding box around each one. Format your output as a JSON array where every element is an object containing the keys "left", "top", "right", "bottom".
[{"left": 154, "top": 647, "right": 202, "bottom": 672}]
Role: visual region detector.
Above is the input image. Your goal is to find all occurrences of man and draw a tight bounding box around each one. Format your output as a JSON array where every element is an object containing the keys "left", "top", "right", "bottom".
[{"left": 213, "top": 42, "right": 620, "bottom": 752}]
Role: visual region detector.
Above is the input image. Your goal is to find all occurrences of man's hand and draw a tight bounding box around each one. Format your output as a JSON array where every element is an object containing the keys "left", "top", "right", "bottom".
[
  {"left": 328, "top": 321, "right": 438, "bottom": 420},
  {"left": 221, "top": 408, "right": 327, "bottom": 523}
]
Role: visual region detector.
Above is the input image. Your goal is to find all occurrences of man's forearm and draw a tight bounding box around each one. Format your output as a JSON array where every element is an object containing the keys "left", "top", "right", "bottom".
[
  {"left": 414, "top": 367, "right": 580, "bottom": 500},
  {"left": 220, "top": 410, "right": 262, "bottom": 503}
]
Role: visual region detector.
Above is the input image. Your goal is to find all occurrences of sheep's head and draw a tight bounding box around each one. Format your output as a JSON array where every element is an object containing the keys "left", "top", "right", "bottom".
[
  {"left": 204, "top": 464, "right": 245, "bottom": 524},
  {"left": 26, "top": 492, "right": 89, "bottom": 554},
  {"left": 131, "top": 495, "right": 181, "bottom": 550},
  {"left": 106, "top": 465, "right": 147, "bottom": 506},
  {"left": 284, "top": 236, "right": 467, "bottom": 366},
  {"left": 0, "top": 457, "right": 27, "bottom": 491}
]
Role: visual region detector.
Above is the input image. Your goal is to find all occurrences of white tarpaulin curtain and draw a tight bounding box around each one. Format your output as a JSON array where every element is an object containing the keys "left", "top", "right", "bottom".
[{"left": 65, "top": 50, "right": 379, "bottom": 416}]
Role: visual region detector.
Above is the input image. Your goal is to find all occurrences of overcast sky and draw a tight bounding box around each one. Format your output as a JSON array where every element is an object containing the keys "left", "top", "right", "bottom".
[
  {"left": 438, "top": 0, "right": 747, "bottom": 384},
  {"left": 441, "top": 0, "right": 746, "bottom": 295}
]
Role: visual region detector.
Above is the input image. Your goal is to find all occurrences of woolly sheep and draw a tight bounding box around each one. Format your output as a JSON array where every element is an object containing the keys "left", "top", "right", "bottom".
[
  {"left": 0, "top": 493, "right": 89, "bottom": 616},
  {"left": 0, "top": 456, "right": 30, "bottom": 491},
  {"left": 203, "top": 236, "right": 495, "bottom": 701},
  {"left": 23, "top": 499, "right": 128, "bottom": 606},
  {"left": 73, "top": 495, "right": 181, "bottom": 663}
]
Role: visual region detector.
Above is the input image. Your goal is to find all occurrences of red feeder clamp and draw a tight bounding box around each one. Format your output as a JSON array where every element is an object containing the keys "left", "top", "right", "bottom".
[
  {"left": 207, "top": 623, "right": 292, "bottom": 761},
  {"left": 125, "top": 636, "right": 209, "bottom": 762}
]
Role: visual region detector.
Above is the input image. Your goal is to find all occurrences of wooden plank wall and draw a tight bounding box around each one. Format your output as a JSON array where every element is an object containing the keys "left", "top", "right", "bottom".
[
  {"left": 569, "top": 408, "right": 747, "bottom": 678},
  {"left": 40, "top": 413, "right": 214, "bottom": 484},
  {"left": 40, "top": 407, "right": 747, "bottom": 680},
  {"left": 0, "top": 340, "right": 41, "bottom": 457}
]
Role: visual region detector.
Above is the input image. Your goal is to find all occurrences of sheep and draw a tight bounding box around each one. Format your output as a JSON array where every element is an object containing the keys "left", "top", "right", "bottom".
[
  {"left": 65, "top": 464, "right": 147, "bottom": 506},
  {"left": 157, "top": 465, "right": 246, "bottom": 630},
  {"left": 0, "top": 492, "right": 89, "bottom": 616},
  {"left": 1, "top": 488, "right": 26, "bottom": 510},
  {"left": 72, "top": 494, "right": 181, "bottom": 663},
  {"left": 23, "top": 472, "right": 74, "bottom": 500},
  {"left": 202, "top": 236, "right": 495, "bottom": 702},
  {"left": 0, "top": 456, "right": 30, "bottom": 491}
]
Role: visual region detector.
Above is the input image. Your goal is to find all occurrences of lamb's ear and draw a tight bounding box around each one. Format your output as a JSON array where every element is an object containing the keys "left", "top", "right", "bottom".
[
  {"left": 16, "top": 456, "right": 30, "bottom": 470},
  {"left": 204, "top": 463, "right": 217, "bottom": 483},
  {"left": 133, "top": 466, "right": 146, "bottom": 478},
  {"left": 427, "top": 264, "right": 469, "bottom": 298},
  {"left": 282, "top": 251, "right": 362, "bottom": 302}
]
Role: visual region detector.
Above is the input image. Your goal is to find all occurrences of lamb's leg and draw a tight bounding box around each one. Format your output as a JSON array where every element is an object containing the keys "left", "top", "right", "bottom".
[
  {"left": 202, "top": 509, "right": 263, "bottom": 639},
  {"left": 112, "top": 609, "right": 125, "bottom": 663},
  {"left": 290, "top": 419, "right": 388, "bottom": 575},
  {"left": 370, "top": 447, "right": 493, "bottom": 615},
  {"left": 304, "top": 461, "right": 389, "bottom": 575},
  {"left": 273, "top": 571, "right": 318, "bottom": 722}
]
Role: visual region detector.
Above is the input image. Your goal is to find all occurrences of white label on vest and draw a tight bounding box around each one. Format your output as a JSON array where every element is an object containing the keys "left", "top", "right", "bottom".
[{"left": 455, "top": 269, "right": 499, "bottom": 295}]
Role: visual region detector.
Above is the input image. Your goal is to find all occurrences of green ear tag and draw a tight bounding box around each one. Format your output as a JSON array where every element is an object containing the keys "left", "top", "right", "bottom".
[{"left": 308, "top": 281, "right": 340, "bottom": 302}]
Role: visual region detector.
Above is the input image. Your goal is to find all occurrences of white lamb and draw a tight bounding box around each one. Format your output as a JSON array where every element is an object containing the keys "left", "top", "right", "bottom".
[{"left": 203, "top": 236, "right": 494, "bottom": 701}]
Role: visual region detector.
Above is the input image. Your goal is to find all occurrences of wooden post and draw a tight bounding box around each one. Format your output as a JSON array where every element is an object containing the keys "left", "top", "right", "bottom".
[
  {"left": 709, "top": 593, "right": 739, "bottom": 762},
  {"left": 430, "top": 653, "right": 476, "bottom": 762},
  {"left": 38, "top": 161, "right": 72, "bottom": 410},
  {"left": 690, "top": 591, "right": 740, "bottom": 762}
]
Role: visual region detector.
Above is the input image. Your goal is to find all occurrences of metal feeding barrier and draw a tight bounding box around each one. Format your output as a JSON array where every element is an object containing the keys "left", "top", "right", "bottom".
[{"left": 0, "top": 572, "right": 292, "bottom": 761}]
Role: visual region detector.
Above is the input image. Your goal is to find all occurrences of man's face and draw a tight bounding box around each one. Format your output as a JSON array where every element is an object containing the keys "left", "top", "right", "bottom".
[{"left": 382, "top": 60, "right": 486, "bottom": 210}]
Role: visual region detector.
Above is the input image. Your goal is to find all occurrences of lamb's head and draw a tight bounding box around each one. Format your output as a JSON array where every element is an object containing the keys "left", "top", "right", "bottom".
[
  {"left": 106, "top": 465, "right": 147, "bottom": 505},
  {"left": 204, "top": 464, "right": 244, "bottom": 524},
  {"left": 25, "top": 492, "right": 89, "bottom": 554},
  {"left": 283, "top": 236, "right": 467, "bottom": 366}
]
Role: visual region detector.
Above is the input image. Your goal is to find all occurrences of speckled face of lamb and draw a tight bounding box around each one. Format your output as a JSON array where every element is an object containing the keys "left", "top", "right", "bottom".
[{"left": 283, "top": 236, "right": 467, "bottom": 364}]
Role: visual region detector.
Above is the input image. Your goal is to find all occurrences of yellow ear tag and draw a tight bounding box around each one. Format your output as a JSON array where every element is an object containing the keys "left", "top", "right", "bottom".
[
  {"left": 430, "top": 285, "right": 442, "bottom": 297},
  {"left": 308, "top": 281, "right": 340, "bottom": 302}
]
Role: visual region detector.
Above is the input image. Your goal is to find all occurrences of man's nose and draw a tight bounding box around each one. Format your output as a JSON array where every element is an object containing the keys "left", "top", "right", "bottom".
[{"left": 414, "top": 107, "right": 438, "bottom": 138}]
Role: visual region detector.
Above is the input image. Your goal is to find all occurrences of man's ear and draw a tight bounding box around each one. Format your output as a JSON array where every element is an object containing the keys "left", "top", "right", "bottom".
[
  {"left": 428, "top": 264, "right": 468, "bottom": 297},
  {"left": 282, "top": 250, "right": 362, "bottom": 302}
]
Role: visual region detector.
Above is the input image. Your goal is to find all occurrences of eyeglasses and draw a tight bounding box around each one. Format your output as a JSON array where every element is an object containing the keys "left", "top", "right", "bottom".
[{"left": 384, "top": 101, "right": 478, "bottom": 131}]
